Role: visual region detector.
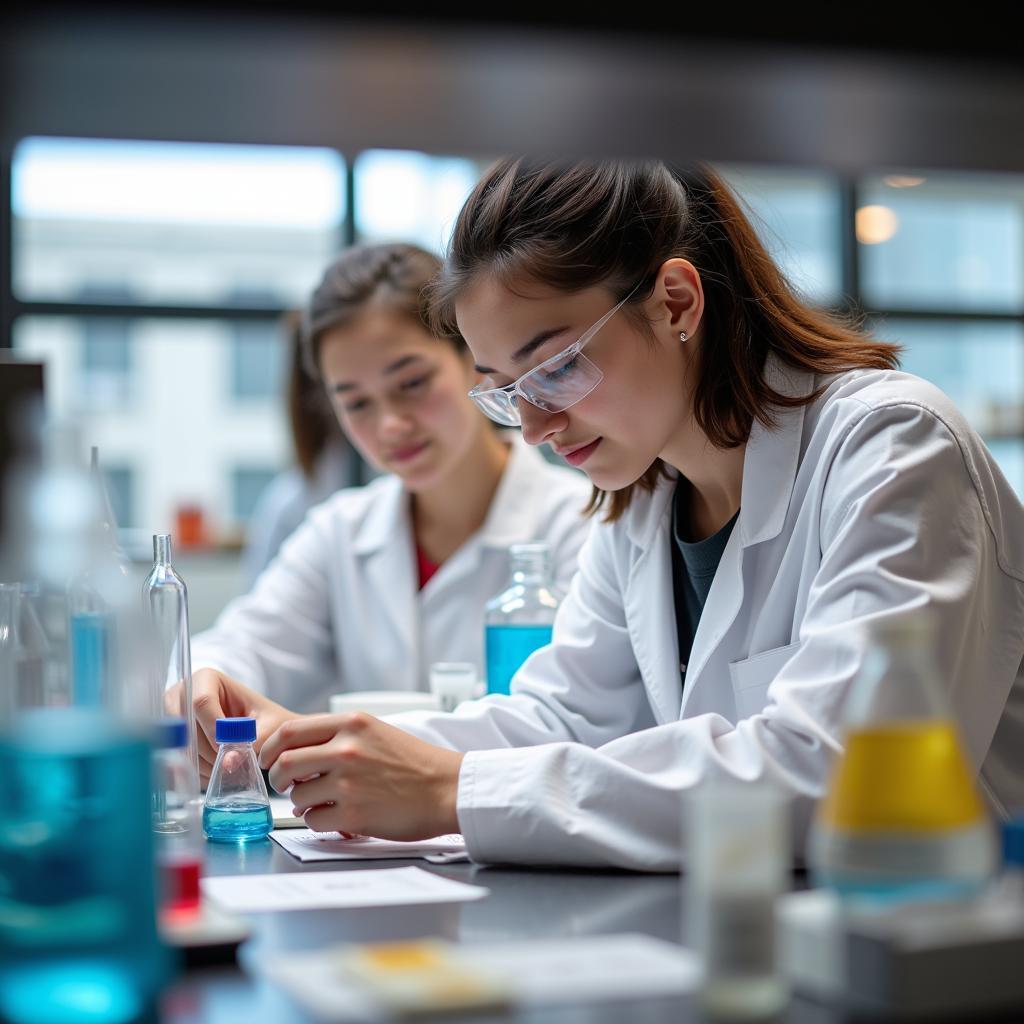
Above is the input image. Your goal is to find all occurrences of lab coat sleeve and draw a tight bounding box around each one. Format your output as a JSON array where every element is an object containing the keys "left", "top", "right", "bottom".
[
  {"left": 385, "top": 512, "right": 655, "bottom": 752},
  {"left": 190, "top": 509, "right": 337, "bottom": 703},
  {"left": 423, "top": 402, "right": 1010, "bottom": 870}
]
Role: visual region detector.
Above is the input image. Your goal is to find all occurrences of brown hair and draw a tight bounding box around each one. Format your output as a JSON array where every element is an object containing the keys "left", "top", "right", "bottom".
[
  {"left": 301, "top": 242, "right": 458, "bottom": 379},
  {"left": 281, "top": 311, "right": 344, "bottom": 479},
  {"left": 427, "top": 159, "right": 901, "bottom": 521}
]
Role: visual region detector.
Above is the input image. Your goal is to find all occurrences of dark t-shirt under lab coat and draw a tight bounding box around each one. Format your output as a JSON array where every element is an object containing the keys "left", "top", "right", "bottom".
[{"left": 670, "top": 480, "right": 739, "bottom": 685}]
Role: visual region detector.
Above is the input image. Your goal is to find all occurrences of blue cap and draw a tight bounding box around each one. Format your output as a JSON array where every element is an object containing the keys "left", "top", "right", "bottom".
[
  {"left": 1003, "top": 817, "right": 1024, "bottom": 867},
  {"left": 156, "top": 717, "right": 188, "bottom": 750},
  {"left": 216, "top": 717, "right": 257, "bottom": 744}
]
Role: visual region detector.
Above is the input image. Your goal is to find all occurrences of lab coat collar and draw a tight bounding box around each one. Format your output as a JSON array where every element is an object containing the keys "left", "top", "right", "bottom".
[
  {"left": 351, "top": 431, "right": 551, "bottom": 556},
  {"left": 351, "top": 475, "right": 409, "bottom": 556},
  {"left": 625, "top": 353, "right": 813, "bottom": 551}
]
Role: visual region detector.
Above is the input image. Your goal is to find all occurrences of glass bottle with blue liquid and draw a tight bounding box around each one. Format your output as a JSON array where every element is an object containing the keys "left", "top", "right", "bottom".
[
  {"left": 484, "top": 543, "right": 559, "bottom": 696},
  {"left": 203, "top": 717, "right": 273, "bottom": 843}
]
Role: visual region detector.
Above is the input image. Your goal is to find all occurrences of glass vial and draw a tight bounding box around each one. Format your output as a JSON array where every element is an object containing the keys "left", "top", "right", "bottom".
[
  {"left": 143, "top": 534, "right": 198, "bottom": 781},
  {"left": 154, "top": 718, "right": 204, "bottom": 920},
  {"left": 686, "top": 779, "right": 790, "bottom": 1021},
  {"left": 484, "top": 543, "right": 559, "bottom": 696},
  {"left": 203, "top": 717, "right": 273, "bottom": 844}
]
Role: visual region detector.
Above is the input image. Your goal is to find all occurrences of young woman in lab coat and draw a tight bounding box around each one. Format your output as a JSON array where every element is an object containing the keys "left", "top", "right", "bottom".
[
  {"left": 174, "top": 243, "right": 591, "bottom": 780},
  {"left": 257, "top": 161, "right": 1024, "bottom": 869}
]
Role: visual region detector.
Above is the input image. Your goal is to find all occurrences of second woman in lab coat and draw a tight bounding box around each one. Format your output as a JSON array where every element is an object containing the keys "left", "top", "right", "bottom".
[
  {"left": 176, "top": 243, "right": 591, "bottom": 779},
  {"left": 256, "top": 162, "right": 1024, "bottom": 869}
]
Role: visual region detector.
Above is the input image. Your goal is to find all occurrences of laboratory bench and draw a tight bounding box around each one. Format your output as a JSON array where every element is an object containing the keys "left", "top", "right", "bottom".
[{"left": 159, "top": 840, "right": 976, "bottom": 1024}]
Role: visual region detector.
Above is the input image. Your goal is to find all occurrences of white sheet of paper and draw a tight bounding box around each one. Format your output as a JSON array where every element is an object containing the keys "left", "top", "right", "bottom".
[
  {"left": 201, "top": 866, "right": 488, "bottom": 913},
  {"left": 268, "top": 797, "right": 304, "bottom": 828},
  {"left": 262, "top": 933, "right": 701, "bottom": 1021},
  {"left": 270, "top": 829, "right": 466, "bottom": 863}
]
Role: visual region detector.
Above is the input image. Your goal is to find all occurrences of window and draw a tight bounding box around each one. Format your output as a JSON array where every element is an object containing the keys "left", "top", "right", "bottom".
[
  {"left": 13, "top": 137, "right": 347, "bottom": 309},
  {"left": 231, "top": 467, "right": 279, "bottom": 525},
  {"left": 859, "top": 173, "right": 1024, "bottom": 313},
  {"left": 102, "top": 466, "right": 135, "bottom": 530},
  {"left": 230, "top": 320, "right": 288, "bottom": 401},
  {"left": 14, "top": 316, "right": 291, "bottom": 536},
  {"left": 354, "top": 150, "right": 483, "bottom": 254},
  {"left": 876, "top": 317, "right": 1024, "bottom": 493},
  {"left": 81, "top": 317, "right": 132, "bottom": 407},
  {"left": 717, "top": 165, "right": 843, "bottom": 306}
]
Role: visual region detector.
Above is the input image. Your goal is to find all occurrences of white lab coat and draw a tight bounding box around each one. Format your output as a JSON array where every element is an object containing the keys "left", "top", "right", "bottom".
[
  {"left": 192, "top": 435, "right": 592, "bottom": 712},
  {"left": 389, "top": 358, "right": 1024, "bottom": 871}
]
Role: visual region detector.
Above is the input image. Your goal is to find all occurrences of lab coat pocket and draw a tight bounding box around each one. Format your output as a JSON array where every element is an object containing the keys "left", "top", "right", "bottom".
[{"left": 728, "top": 641, "right": 802, "bottom": 721}]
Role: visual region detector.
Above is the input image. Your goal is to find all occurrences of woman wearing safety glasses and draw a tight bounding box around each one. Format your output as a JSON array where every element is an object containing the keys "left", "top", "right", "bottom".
[
  {"left": 167, "top": 242, "right": 591, "bottom": 782},
  {"left": 258, "top": 161, "right": 1024, "bottom": 869}
]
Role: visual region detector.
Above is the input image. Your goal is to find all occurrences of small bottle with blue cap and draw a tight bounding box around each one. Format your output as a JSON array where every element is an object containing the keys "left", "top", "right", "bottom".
[{"left": 202, "top": 717, "right": 273, "bottom": 843}]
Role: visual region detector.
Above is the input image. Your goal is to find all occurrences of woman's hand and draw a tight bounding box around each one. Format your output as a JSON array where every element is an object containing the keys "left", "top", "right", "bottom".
[
  {"left": 259, "top": 713, "right": 464, "bottom": 841},
  {"left": 165, "top": 669, "right": 300, "bottom": 784}
]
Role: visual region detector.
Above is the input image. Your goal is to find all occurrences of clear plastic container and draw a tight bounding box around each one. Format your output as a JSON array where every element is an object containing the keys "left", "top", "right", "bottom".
[
  {"left": 429, "top": 662, "right": 478, "bottom": 712},
  {"left": 203, "top": 717, "right": 273, "bottom": 843},
  {"left": 484, "top": 543, "right": 559, "bottom": 696},
  {"left": 154, "top": 718, "right": 204, "bottom": 919},
  {"left": 808, "top": 612, "right": 996, "bottom": 904},
  {"left": 686, "top": 779, "right": 790, "bottom": 1020}
]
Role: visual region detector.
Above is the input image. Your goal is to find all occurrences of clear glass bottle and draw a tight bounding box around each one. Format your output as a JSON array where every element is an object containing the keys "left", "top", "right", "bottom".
[
  {"left": 687, "top": 779, "right": 790, "bottom": 1021},
  {"left": 143, "top": 534, "right": 198, "bottom": 780},
  {"left": 484, "top": 543, "right": 559, "bottom": 696},
  {"left": 808, "top": 611, "right": 996, "bottom": 904},
  {"left": 203, "top": 717, "right": 273, "bottom": 843},
  {"left": 154, "top": 717, "right": 204, "bottom": 920}
]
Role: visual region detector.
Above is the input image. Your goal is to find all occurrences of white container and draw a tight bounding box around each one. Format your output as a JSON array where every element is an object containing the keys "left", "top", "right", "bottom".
[
  {"left": 328, "top": 691, "right": 440, "bottom": 717},
  {"left": 686, "top": 779, "right": 790, "bottom": 1020},
  {"left": 428, "top": 663, "right": 478, "bottom": 712}
]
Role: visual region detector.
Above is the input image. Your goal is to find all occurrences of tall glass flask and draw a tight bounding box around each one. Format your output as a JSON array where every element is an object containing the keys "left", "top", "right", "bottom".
[
  {"left": 143, "top": 534, "right": 198, "bottom": 780},
  {"left": 484, "top": 543, "right": 559, "bottom": 696},
  {"left": 808, "top": 611, "right": 996, "bottom": 902}
]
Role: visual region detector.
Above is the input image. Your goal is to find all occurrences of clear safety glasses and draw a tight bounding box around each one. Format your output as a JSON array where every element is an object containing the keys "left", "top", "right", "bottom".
[{"left": 467, "top": 282, "right": 641, "bottom": 427}]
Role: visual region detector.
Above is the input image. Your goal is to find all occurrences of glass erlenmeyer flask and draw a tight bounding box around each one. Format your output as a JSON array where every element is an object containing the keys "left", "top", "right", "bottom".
[
  {"left": 203, "top": 717, "right": 272, "bottom": 844},
  {"left": 809, "top": 611, "right": 996, "bottom": 903}
]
